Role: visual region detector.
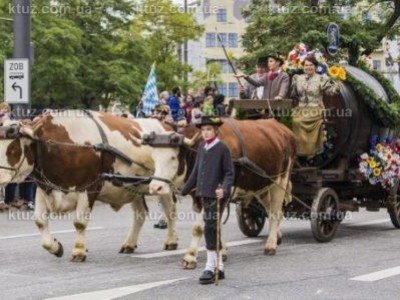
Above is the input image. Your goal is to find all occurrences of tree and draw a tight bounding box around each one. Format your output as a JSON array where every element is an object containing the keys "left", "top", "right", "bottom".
[
  {"left": 241, "top": 0, "right": 400, "bottom": 67},
  {"left": 131, "top": 0, "right": 204, "bottom": 92}
]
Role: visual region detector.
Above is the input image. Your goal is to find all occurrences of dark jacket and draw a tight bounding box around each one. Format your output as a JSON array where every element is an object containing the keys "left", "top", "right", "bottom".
[{"left": 181, "top": 140, "right": 234, "bottom": 198}]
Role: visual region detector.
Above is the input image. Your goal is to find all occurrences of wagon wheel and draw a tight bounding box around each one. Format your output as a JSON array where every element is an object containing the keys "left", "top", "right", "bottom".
[
  {"left": 388, "top": 180, "right": 400, "bottom": 228},
  {"left": 236, "top": 198, "right": 266, "bottom": 237},
  {"left": 310, "top": 188, "right": 340, "bottom": 243}
]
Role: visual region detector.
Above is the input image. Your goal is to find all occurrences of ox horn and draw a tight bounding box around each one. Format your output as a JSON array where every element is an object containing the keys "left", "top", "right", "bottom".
[{"left": 183, "top": 132, "right": 200, "bottom": 147}]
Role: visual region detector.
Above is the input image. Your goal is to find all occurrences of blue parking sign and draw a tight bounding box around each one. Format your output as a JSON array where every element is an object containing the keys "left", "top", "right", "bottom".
[{"left": 327, "top": 23, "right": 340, "bottom": 56}]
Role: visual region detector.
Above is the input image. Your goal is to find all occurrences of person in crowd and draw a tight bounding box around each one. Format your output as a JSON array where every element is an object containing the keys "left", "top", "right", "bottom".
[
  {"left": 203, "top": 96, "right": 214, "bottom": 116},
  {"left": 159, "top": 91, "right": 170, "bottom": 105},
  {"left": 168, "top": 86, "right": 184, "bottom": 122},
  {"left": 184, "top": 94, "right": 195, "bottom": 124}
]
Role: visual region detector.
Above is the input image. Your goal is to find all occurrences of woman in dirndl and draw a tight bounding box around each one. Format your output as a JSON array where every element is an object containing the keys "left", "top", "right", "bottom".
[{"left": 291, "top": 57, "right": 342, "bottom": 158}]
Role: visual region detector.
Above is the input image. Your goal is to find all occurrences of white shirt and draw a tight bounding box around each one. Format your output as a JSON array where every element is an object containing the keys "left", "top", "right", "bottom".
[
  {"left": 204, "top": 138, "right": 220, "bottom": 151},
  {"left": 256, "top": 74, "right": 264, "bottom": 100}
]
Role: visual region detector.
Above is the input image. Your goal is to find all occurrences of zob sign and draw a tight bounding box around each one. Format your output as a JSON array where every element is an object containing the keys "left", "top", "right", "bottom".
[{"left": 4, "top": 59, "right": 30, "bottom": 104}]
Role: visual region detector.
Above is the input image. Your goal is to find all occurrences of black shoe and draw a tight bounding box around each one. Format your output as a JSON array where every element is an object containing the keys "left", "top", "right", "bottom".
[
  {"left": 215, "top": 270, "right": 225, "bottom": 280},
  {"left": 158, "top": 220, "right": 168, "bottom": 229},
  {"left": 153, "top": 223, "right": 160, "bottom": 228},
  {"left": 199, "top": 270, "right": 215, "bottom": 284}
]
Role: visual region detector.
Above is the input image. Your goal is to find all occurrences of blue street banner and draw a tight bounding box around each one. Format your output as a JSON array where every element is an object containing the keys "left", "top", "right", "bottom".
[
  {"left": 142, "top": 63, "right": 159, "bottom": 116},
  {"left": 327, "top": 22, "right": 340, "bottom": 57}
]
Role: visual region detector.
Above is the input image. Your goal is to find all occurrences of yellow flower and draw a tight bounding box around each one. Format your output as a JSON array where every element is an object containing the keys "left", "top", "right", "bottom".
[
  {"left": 376, "top": 143, "right": 383, "bottom": 152},
  {"left": 338, "top": 67, "right": 347, "bottom": 81},
  {"left": 328, "top": 66, "right": 340, "bottom": 78},
  {"left": 373, "top": 168, "right": 381, "bottom": 177},
  {"left": 369, "top": 160, "right": 377, "bottom": 168}
]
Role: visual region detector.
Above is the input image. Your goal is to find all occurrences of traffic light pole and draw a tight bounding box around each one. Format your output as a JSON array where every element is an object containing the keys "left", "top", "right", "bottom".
[{"left": 12, "top": 0, "right": 31, "bottom": 119}]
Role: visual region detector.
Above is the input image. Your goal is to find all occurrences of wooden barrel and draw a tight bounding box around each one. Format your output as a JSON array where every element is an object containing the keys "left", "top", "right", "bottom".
[{"left": 320, "top": 65, "right": 399, "bottom": 169}]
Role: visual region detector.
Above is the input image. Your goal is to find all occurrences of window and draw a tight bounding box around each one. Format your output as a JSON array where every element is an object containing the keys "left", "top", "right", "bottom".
[
  {"left": 217, "top": 33, "right": 227, "bottom": 47},
  {"left": 208, "top": 59, "right": 233, "bottom": 74},
  {"left": 228, "top": 33, "right": 238, "bottom": 47},
  {"left": 218, "top": 83, "right": 227, "bottom": 96},
  {"left": 206, "top": 33, "right": 216, "bottom": 47},
  {"left": 217, "top": 9, "right": 227, "bottom": 22},
  {"left": 229, "top": 83, "right": 238, "bottom": 97},
  {"left": 373, "top": 60, "right": 381, "bottom": 71}
]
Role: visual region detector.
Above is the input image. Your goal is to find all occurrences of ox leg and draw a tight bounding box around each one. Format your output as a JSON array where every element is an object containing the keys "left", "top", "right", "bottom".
[
  {"left": 119, "top": 196, "right": 147, "bottom": 254},
  {"left": 264, "top": 176, "right": 289, "bottom": 256},
  {"left": 160, "top": 194, "right": 178, "bottom": 250},
  {"left": 34, "top": 188, "right": 63, "bottom": 258},
  {"left": 182, "top": 209, "right": 204, "bottom": 269},
  {"left": 71, "top": 193, "right": 91, "bottom": 262}
]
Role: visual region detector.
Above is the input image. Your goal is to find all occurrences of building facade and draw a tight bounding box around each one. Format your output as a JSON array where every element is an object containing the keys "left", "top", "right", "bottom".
[{"left": 187, "top": 0, "right": 250, "bottom": 99}]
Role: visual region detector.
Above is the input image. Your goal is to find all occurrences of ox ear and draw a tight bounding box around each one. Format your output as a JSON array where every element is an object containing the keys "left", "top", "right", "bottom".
[
  {"left": 183, "top": 132, "right": 200, "bottom": 147},
  {"left": 20, "top": 125, "right": 36, "bottom": 138}
]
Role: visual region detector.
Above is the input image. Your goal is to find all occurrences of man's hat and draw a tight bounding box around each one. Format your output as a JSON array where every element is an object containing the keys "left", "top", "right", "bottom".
[
  {"left": 267, "top": 52, "right": 285, "bottom": 65},
  {"left": 195, "top": 116, "right": 223, "bottom": 128},
  {"left": 257, "top": 56, "right": 268, "bottom": 67}
]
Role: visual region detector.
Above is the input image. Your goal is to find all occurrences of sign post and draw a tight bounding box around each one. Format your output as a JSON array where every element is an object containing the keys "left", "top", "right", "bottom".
[
  {"left": 327, "top": 22, "right": 340, "bottom": 57},
  {"left": 12, "top": 0, "right": 31, "bottom": 119},
  {"left": 4, "top": 59, "right": 30, "bottom": 104}
]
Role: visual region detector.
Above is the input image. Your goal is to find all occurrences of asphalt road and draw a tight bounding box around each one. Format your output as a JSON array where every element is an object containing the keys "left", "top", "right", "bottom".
[{"left": 0, "top": 197, "right": 400, "bottom": 300}]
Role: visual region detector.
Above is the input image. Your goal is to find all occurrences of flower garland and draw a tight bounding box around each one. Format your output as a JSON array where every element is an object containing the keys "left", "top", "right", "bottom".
[
  {"left": 346, "top": 72, "right": 400, "bottom": 127},
  {"left": 284, "top": 43, "right": 346, "bottom": 81},
  {"left": 359, "top": 136, "right": 400, "bottom": 190}
]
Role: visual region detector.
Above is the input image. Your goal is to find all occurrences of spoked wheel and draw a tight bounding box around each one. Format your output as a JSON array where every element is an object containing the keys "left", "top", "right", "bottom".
[
  {"left": 236, "top": 198, "right": 266, "bottom": 237},
  {"left": 388, "top": 180, "right": 400, "bottom": 228},
  {"left": 310, "top": 188, "right": 341, "bottom": 242}
]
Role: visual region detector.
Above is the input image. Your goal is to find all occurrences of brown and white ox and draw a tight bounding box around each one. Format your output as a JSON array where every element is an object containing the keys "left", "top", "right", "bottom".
[
  {"left": 147, "top": 118, "right": 296, "bottom": 268},
  {"left": 0, "top": 110, "right": 179, "bottom": 261}
]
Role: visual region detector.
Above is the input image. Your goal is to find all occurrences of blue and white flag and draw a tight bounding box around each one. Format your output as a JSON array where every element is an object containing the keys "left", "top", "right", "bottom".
[{"left": 142, "top": 63, "right": 159, "bottom": 116}]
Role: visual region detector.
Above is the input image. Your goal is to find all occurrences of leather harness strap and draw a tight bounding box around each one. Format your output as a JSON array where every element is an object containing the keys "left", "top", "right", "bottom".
[{"left": 83, "top": 110, "right": 150, "bottom": 171}]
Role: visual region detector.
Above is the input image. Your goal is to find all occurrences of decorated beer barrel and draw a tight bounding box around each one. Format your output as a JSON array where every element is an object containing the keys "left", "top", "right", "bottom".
[{"left": 308, "top": 65, "right": 400, "bottom": 168}]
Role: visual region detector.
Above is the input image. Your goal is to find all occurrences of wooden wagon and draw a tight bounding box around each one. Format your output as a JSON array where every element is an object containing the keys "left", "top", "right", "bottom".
[{"left": 234, "top": 65, "right": 400, "bottom": 242}]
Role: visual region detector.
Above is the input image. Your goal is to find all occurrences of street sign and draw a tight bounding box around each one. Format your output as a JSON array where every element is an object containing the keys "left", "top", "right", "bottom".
[
  {"left": 4, "top": 58, "right": 30, "bottom": 104},
  {"left": 327, "top": 22, "right": 340, "bottom": 57}
]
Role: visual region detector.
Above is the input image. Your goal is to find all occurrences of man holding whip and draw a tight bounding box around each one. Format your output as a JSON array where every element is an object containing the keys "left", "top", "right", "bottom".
[{"left": 181, "top": 116, "right": 235, "bottom": 285}]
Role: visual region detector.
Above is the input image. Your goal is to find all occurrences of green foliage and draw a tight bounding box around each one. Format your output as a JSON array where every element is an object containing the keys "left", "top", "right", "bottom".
[
  {"left": 0, "top": 0, "right": 203, "bottom": 108},
  {"left": 240, "top": 0, "right": 400, "bottom": 68}
]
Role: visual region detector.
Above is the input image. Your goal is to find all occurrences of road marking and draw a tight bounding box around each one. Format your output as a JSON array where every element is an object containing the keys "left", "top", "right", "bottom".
[
  {"left": 44, "top": 277, "right": 187, "bottom": 300},
  {"left": 345, "top": 219, "right": 389, "bottom": 227},
  {"left": 131, "top": 239, "right": 262, "bottom": 259},
  {"left": 350, "top": 266, "right": 400, "bottom": 282},
  {"left": 0, "top": 227, "right": 103, "bottom": 240}
]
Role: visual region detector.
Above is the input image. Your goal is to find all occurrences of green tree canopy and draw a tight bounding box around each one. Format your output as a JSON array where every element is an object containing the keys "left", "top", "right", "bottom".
[{"left": 241, "top": 0, "right": 400, "bottom": 68}]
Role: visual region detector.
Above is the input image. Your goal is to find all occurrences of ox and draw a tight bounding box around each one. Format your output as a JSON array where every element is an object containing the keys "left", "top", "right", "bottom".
[
  {"left": 146, "top": 118, "right": 296, "bottom": 268},
  {"left": 0, "top": 110, "right": 179, "bottom": 261}
]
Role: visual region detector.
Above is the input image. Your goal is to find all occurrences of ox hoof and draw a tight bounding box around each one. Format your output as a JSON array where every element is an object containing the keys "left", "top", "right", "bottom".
[
  {"left": 164, "top": 243, "right": 178, "bottom": 251},
  {"left": 222, "top": 254, "right": 228, "bottom": 262},
  {"left": 54, "top": 241, "right": 64, "bottom": 258},
  {"left": 277, "top": 236, "right": 282, "bottom": 246},
  {"left": 70, "top": 254, "right": 87, "bottom": 262},
  {"left": 119, "top": 245, "right": 135, "bottom": 254},
  {"left": 264, "top": 248, "right": 276, "bottom": 256},
  {"left": 182, "top": 259, "right": 197, "bottom": 269}
]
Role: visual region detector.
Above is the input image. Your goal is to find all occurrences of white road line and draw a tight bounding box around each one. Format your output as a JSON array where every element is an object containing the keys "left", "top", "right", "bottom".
[
  {"left": 345, "top": 219, "right": 389, "bottom": 227},
  {"left": 350, "top": 266, "right": 400, "bottom": 282},
  {"left": 44, "top": 277, "right": 187, "bottom": 300},
  {"left": 131, "top": 239, "right": 262, "bottom": 259},
  {"left": 0, "top": 227, "right": 103, "bottom": 240}
]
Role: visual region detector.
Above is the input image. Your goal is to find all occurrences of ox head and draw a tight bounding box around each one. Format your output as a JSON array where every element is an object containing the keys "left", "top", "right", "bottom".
[
  {"left": 0, "top": 121, "right": 35, "bottom": 184},
  {"left": 143, "top": 130, "right": 199, "bottom": 195}
]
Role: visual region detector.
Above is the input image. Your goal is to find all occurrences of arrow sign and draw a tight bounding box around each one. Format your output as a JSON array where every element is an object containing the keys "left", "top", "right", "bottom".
[
  {"left": 4, "top": 59, "right": 29, "bottom": 104},
  {"left": 12, "top": 82, "right": 22, "bottom": 99}
]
